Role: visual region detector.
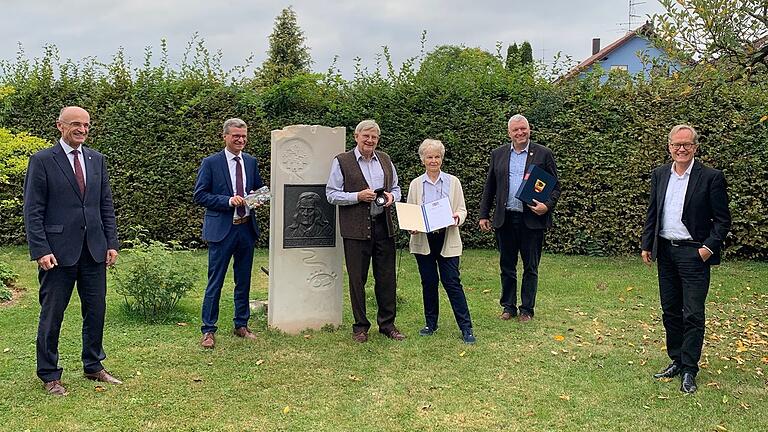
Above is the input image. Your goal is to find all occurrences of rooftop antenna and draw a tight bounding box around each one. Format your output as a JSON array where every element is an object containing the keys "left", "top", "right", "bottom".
[{"left": 619, "top": 0, "right": 645, "bottom": 32}]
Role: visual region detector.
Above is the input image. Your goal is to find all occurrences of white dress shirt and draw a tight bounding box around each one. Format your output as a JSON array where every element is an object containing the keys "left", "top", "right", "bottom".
[
  {"left": 59, "top": 139, "right": 87, "bottom": 184},
  {"left": 660, "top": 159, "right": 694, "bottom": 241},
  {"left": 225, "top": 149, "right": 250, "bottom": 218}
]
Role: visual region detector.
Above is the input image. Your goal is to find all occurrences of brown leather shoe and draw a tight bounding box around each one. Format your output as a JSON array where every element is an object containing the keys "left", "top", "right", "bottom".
[
  {"left": 352, "top": 331, "right": 369, "bottom": 343},
  {"left": 201, "top": 332, "right": 215, "bottom": 349},
  {"left": 84, "top": 369, "right": 123, "bottom": 385},
  {"left": 43, "top": 380, "right": 68, "bottom": 396},
  {"left": 518, "top": 314, "right": 533, "bottom": 323},
  {"left": 500, "top": 311, "right": 514, "bottom": 320},
  {"left": 383, "top": 328, "right": 407, "bottom": 341},
  {"left": 233, "top": 326, "right": 257, "bottom": 340}
]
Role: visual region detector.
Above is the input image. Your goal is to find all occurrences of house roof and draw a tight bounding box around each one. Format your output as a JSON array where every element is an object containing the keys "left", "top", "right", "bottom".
[{"left": 558, "top": 22, "right": 654, "bottom": 82}]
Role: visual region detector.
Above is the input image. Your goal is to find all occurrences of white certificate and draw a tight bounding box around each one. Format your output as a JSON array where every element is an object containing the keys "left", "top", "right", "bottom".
[{"left": 395, "top": 197, "right": 454, "bottom": 233}]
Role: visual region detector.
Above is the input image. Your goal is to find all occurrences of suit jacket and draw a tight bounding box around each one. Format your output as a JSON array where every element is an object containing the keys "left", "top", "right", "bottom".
[
  {"left": 23, "top": 143, "right": 119, "bottom": 267},
  {"left": 641, "top": 160, "right": 731, "bottom": 265},
  {"left": 194, "top": 150, "right": 263, "bottom": 243},
  {"left": 479, "top": 141, "right": 561, "bottom": 230}
]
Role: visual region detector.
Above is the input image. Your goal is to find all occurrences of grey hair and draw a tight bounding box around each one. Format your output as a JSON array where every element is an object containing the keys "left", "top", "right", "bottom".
[
  {"left": 507, "top": 114, "right": 529, "bottom": 128},
  {"left": 223, "top": 118, "right": 247, "bottom": 135},
  {"left": 418, "top": 139, "right": 446, "bottom": 161},
  {"left": 354, "top": 119, "right": 381, "bottom": 135},
  {"left": 668, "top": 124, "right": 699, "bottom": 145}
]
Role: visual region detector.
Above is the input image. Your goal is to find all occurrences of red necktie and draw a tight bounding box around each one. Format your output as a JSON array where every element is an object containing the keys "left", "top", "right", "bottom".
[
  {"left": 72, "top": 149, "right": 85, "bottom": 196},
  {"left": 234, "top": 156, "right": 245, "bottom": 218}
]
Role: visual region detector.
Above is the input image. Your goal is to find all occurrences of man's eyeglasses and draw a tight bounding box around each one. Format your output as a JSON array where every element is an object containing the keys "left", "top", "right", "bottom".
[
  {"left": 59, "top": 121, "right": 92, "bottom": 129},
  {"left": 669, "top": 142, "right": 696, "bottom": 150}
]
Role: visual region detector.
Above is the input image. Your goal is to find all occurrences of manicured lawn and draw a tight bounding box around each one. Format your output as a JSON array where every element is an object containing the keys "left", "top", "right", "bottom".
[{"left": 1, "top": 246, "right": 766, "bottom": 431}]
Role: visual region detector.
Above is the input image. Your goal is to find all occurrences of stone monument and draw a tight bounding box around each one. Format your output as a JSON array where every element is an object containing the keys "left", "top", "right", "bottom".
[{"left": 268, "top": 125, "right": 345, "bottom": 333}]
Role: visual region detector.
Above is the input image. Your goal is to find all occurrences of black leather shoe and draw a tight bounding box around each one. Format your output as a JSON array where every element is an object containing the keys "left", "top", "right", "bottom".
[
  {"left": 653, "top": 363, "right": 681, "bottom": 379},
  {"left": 680, "top": 373, "right": 697, "bottom": 394}
]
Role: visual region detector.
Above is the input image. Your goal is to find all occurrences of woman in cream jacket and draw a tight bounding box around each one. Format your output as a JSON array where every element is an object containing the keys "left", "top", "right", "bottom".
[{"left": 407, "top": 139, "right": 475, "bottom": 344}]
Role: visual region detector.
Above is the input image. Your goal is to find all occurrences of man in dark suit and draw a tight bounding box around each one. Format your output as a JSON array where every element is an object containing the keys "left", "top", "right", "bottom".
[
  {"left": 479, "top": 114, "right": 560, "bottom": 322},
  {"left": 326, "top": 119, "right": 406, "bottom": 343},
  {"left": 641, "top": 124, "right": 731, "bottom": 394},
  {"left": 194, "top": 118, "right": 263, "bottom": 349},
  {"left": 23, "top": 106, "right": 121, "bottom": 396}
]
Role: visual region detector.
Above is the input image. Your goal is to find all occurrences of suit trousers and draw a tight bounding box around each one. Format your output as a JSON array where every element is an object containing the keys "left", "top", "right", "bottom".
[
  {"left": 342, "top": 216, "right": 397, "bottom": 334},
  {"left": 414, "top": 230, "right": 472, "bottom": 332},
  {"left": 496, "top": 211, "right": 544, "bottom": 316},
  {"left": 36, "top": 239, "right": 107, "bottom": 382},
  {"left": 201, "top": 223, "right": 256, "bottom": 334},
  {"left": 657, "top": 238, "right": 711, "bottom": 375}
]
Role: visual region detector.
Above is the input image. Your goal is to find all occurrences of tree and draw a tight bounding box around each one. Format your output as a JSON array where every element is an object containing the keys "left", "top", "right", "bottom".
[
  {"left": 259, "top": 6, "right": 312, "bottom": 85},
  {"left": 653, "top": 0, "right": 767, "bottom": 79},
  {"left": 520, "top": 41, "right": 534, "bottom": 66},
  {"left": 505, "top": 43, "right": 520, "bottom": 70}
]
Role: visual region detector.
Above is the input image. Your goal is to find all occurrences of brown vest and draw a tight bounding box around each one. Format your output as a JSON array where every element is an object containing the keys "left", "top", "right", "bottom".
[{"left": 336, "top": 149, "right": 396, "bottom": 240}]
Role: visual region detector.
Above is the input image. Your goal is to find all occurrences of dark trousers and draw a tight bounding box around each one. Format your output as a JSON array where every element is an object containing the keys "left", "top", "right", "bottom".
[
  {"left": 496, "top": 211, "right": 544, "bottom": 316},
  {"left": 342, "top": 216, "right": 397, "bottom": 334},
  {"left": 201, "top": 223, "right": 256, "bottom": 334},
  {"left": 657, "top": 239, "right": 711, "bottom": 375},
  {"left": 36, "top": 242, "right": 107, "bottom": 382},
  {"left": 414, "top": 230, "right": 472, "bottom": 332}
]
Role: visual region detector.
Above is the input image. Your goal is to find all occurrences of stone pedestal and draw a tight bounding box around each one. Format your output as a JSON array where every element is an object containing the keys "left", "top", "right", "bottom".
[{"left": 268, "top": 125, "right": 345, "bottom": 334}]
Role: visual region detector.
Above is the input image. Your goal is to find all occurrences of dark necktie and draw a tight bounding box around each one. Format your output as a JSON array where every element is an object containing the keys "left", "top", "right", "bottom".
[
  {"left": 234, "top": 156, "right": 245, "bottom": 218},
  {"left": 72, "top": 149, "right": 85, "bottom": 196}
]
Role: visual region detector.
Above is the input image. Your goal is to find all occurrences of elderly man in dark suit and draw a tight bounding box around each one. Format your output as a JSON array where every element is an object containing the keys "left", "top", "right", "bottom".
[
  {"left": 642, "top": 124, "right": 731, "bottom": 394},
  {"left": 194, "top": 118, "right": 264, "bottom": 349},
  {"left": 479, "top": 114, "right": 561, "bottom": 322},
  {"left": 23, "top": 106, "right": 121, "bottom": 396}
]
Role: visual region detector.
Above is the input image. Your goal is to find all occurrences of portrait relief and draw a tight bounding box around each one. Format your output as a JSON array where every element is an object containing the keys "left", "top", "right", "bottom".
[{"left": 283, "top": 184, "right": 336, "bottom": 248}]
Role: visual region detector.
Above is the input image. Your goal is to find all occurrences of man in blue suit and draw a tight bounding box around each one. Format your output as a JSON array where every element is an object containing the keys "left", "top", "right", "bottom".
[
  {"left": 24, "top": 106, "right": 121, "bottom": 396},
  {"left": 194, "top": 118, "right": 263, "bottom": 348}
]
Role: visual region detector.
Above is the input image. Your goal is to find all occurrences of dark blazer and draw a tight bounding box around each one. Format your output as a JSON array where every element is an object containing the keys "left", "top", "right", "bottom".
[
  {"left": 23, "top": 143, "right": 119, "bottom": 267},
  {"left": 193, "top": 150, "right": 263, "bottom": 243},
  {"left": 479, "top": 141, "right": 561, "bottom": 230},
  {"left": 641, "top": 160, "right": 731, "bottom": 265}
]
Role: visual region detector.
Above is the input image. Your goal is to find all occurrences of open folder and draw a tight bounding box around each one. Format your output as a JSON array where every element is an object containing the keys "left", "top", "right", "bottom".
[{"left": 395, "top": 197, "right": 455, "bottom": 233}]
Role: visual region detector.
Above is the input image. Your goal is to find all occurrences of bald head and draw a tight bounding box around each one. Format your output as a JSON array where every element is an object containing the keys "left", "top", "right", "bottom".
[{"left": 56, "top": 106, "right": 91, "bottom": 148}]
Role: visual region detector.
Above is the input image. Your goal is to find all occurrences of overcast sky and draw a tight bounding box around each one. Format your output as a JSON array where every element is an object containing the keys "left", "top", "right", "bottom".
[{"left": 1, "top": 0, "right": 667, "bottom": 78}]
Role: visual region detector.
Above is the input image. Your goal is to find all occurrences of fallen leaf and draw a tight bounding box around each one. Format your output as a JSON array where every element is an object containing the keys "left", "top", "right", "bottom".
[
  {"left": 348, "top": 375, "right": 362, "bottom": 381},
  {"left": 553, "top": 335, "right": 565, "bottom": 342},
  {"left": 303, "top": 334, "right": 312, "bottom": 339},
  {"left": 559, "top": 394, "right": 570, "bottom": 401},
  {"left": 459, "top": 351, "right": 466, "bottom": 357},
  {"left": 192, "top": 377, "right": 203, "bottom": 382},
  {"left": 550, "top": 351, "right": 558, "bottom": 355},
  {"left": 760, "top": 115, "right": 768, "bottom": 123},
  {"left": 136, "top": 371, "right": 142, "bottom": 376},
  {"left": 740, "top": 402, "right": 750, "bottom": 410},
  {"left": 482, "top": 289, "right": 491, "bottom": 294},
  {"left": 2, "top": 348, "right": 10, "bottom": 353},
  {"left": 94, "top": 385, "right": 106, "bottom": 392},
  {"left": 715, "top": 425, "right": 728, "bottom": 431},
  {"left": 626, "top": 286, "right": 634, "bottom": 292},
  {"left": 659, "top": 377, "right": 673, "bottom": 383},
  {"left": 176, "top": 322, "right": 188, "bottom": 327},
  {"left": 282, "top": 406, "right": 291, "bottom": 414},
  {"left": 722, "top": 395, "right": 728, "bottom": 404},
  {"left": 657, "top": 395, "right": 669, "bottom": 399},
  {"left": 420, "top": 404, "right": 432, "bottom": 411},
  {"left": 255, "top": 359, "right": 265, "bottom": 366}
]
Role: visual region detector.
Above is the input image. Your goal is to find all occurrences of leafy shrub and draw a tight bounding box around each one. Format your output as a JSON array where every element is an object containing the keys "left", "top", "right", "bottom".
[
  {"left": 111, "top": 239, "right": 196, "bottom": 321},
  {"left": 0, "top": 260, "right": 17, "bottom": 302},
  {"left": 0, "top": 128, "right": 49, "bottom": 244}
]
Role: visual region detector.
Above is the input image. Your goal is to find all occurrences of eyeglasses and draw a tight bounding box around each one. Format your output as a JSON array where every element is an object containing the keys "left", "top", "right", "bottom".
[
  {"left": 59, "top": 120, "right": 92, "bottom": 130},
  {"left": 669, "top": 142, "right": 696, "bottom": 150}
]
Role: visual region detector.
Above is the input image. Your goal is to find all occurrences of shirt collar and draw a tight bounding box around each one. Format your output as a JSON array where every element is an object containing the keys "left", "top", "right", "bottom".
[
  {"left": 671, "top": 158, "right": 695, "bottom": 177},
  {"left": 511, "top": 142, "right": 529, "bottom": 155},
  {"left": 354, "top": 147, "right": 378, "bottom": 161},
  {"left": 59, "top": 138, "right": 79, "bottom": 154},
  {"left": 422, "top": 171, "right": 448, "bottom": 186},
  {"left": 225, "top": 148, "right": 242, "bottom": 161}
]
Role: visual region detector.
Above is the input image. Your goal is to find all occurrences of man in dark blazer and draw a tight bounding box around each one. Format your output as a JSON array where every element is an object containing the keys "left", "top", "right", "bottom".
[
  {"left": 23, "top": 106, "right": 121, "bottom": 396},
  {"left": 641, "top": 124, "right": 731, "bottom": 394},
  {"left": 479, "top": 114, "right": 561, "bottom": 322},
  {"left": 194, "top": 118, "right": 263, "bottom": 349}
]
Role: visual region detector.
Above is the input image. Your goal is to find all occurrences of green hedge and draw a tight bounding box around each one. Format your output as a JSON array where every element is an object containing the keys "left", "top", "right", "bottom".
[{"left": 1, "top": 46, "right": 765, "bottom": 259}]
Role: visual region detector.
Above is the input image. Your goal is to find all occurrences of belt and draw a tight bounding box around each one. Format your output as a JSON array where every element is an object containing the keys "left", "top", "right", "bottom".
[
  {"left": 233, "top": 215, "right": 251, "bottom": 225},
  {"left": 661, "top": 238, "right": 701, "bottom": 248}
]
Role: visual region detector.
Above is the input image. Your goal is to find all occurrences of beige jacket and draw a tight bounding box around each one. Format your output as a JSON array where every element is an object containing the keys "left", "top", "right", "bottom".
[{"left": 407, "top": 172, "right": 467, "bottom": 257}]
